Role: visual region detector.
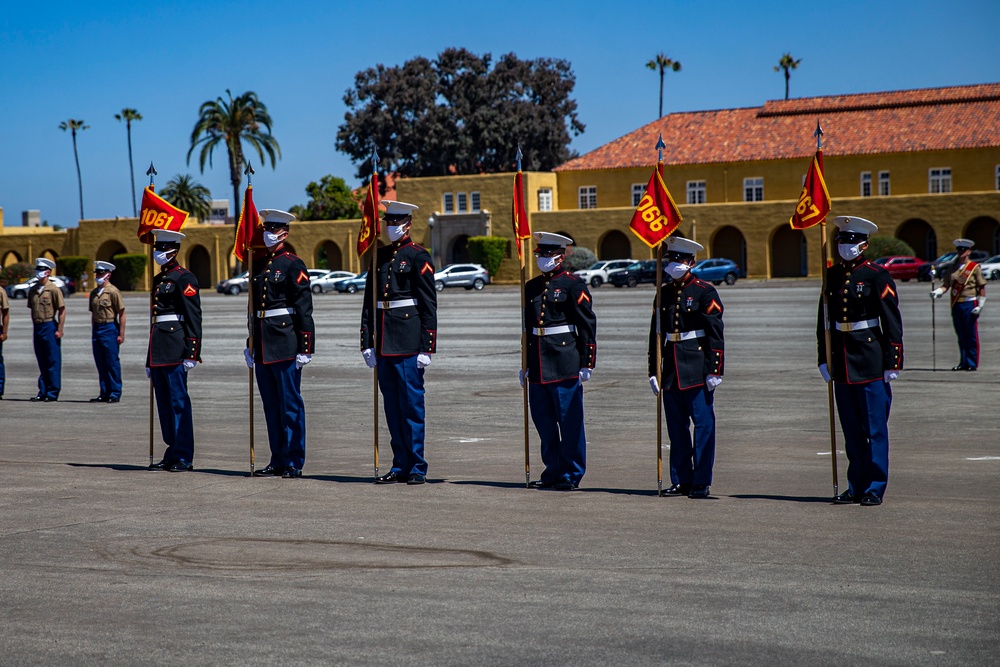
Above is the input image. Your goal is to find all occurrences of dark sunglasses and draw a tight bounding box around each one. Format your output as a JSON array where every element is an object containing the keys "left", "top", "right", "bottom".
[{"left": 835, "top": 233, "right": 867, "bottom": 243}]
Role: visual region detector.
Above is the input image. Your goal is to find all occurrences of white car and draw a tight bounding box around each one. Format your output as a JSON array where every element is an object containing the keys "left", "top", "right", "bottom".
[
  {"left": 574, "top": 259, "right": 635, "bottom": 288},
  {"left": 7, "top": 276, "right": 68, "bottom": 298},
  {"left": 979, "top": 254, "right": 1000, "bottom": 281},
  {"left": 311, "top": 270, "right": 357, "bottom": 294}
]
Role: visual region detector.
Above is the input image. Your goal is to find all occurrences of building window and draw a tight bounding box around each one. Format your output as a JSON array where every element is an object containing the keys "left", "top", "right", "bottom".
[
  {"left": 929, "top": 167, "right": 952, "bottom": 193},
  {"left": 538, "top": 188, "right": 552, "bottom": 211},
  {"left": 860, "top": 172, "right": 872, "bottom": 197},
  {"left": 879, "top": 171, "right": 891, "bottom": 196},
  {"left": 457, "top": 192, "right": 468, "bottom": 212},
  {"left": 743, "top": 177, "right": 764, "bottom": 202},
  {"left": 470, "top": 191, "right": 480, "bottom": 211},
  {"left": 686, "top": 180, "right": 706, "bottom": 204},
  {"left": 578, "top": 186, "right": 597, "bottom": 209},
  {"left": 631, "top": 184, "right": 645, "bottom": 207},
  {"left": 443, "top": 193, "right": 454, "bottom": 213}
]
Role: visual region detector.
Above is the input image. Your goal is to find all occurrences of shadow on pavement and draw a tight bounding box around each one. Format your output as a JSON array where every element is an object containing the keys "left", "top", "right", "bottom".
[{"left": 729, "top": 493, "right": 833, "bottom": 503}]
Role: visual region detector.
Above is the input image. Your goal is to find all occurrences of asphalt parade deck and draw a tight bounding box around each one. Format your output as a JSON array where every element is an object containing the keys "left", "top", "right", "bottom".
[{"left": 0, "top": 280, "right": 997, "bottom": 666}]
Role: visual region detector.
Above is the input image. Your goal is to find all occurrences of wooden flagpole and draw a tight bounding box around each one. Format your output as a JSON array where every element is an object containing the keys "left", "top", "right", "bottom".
[
  {"left": 244, "top": 163, "right": 256, "bottom": 477},
  {"left": 654, "top": 136, "right": 666, "bottom": 496},
  {"left": 146, "top": 162, "right": 157, "bottom": 468},
  {"left": 816, "top": 124, "right": 840, "bottom": 499},
  {"left": 516, "top": 147, "right": 531, "bottom": 487},
  {"left": 370, "top": 151, "right": 380, "bottom": 480}
]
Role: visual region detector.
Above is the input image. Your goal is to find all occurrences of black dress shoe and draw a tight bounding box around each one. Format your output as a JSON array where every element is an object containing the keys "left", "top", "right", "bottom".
[
  {"left": 406, "top": 474, "right": 426, "bottom": 485},
  {"left": 833, "top": 490, "right": 859, "bottom": 504},
  {"left": 43, "top": 397, "right": 58, "bottom": 402},
  {"left": 860, "top": 492, "right": 882, "bottom": 506},
  {"left": 555, "top": 481, "right": 576, "bottom": 491},
  {"left": 952, "top": 364, "right": 969, "bottom": 371},
  {"left": 30, "top": 396, "right": 43, "bottom": 402},
  {"left": 661, "top": 484, "right": 691, "bottom": 497},
  {"left": 375, "top": 471, "right": 405, "bottom": 484},
  {"left": 107, "top": 397, "right": 120, "bottom": 403},
  {"left": 167, "top": 462, "right": 193, "bottom": 472},
  {"left": 148, "top": 459, "right": 172, "bottom": 470},
  {"left": 89, "top": 396, "right": 107, "bottom": 403},
  {"left": 254, "top": 465, "right": 283, "bottom": 477},
  {"left": 528, "top": 480, "right": 555, "bottom": 489},
  {"left": 282, "top": 467, "right": 302, "bottom": 478},
  {"left": 966, "top": 366, "right": 977, "bottom": 371},
  {"left": 688, "top": 486, "right": 710, "bottom": 499}
]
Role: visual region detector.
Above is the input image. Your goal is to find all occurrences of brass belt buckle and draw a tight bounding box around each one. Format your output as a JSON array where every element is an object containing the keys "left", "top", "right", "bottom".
[{"left": 381, "top": 300, "right": 391, "bottom": 309}]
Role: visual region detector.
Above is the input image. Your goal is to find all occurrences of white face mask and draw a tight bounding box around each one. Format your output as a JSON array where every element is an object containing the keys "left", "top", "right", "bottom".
[
  {"left": 387, "top": 224, "right": 409, "bottom": 242},
  {"left": 665, "top": 262, "right": 691, "bottom": 280},
  {"left": 838, "top": 243, "right": 865, "bottom": 261},
  {"left": 36, "top": 269, "right": 50, "bottom": 280},
  {"left": 536, "top": 256, "right": 561, "bottom": 274},
  {"left": 153, "top": 250, "right": 174, "bottom": 266},
  {"left": 96, "top": 274, "right": 109, "bottom": 285},
  {"left": 263, "top": 231, "right": 283, "bottom": 248}
]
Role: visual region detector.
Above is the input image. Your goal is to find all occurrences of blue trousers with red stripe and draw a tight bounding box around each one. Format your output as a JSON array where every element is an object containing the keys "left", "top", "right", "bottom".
[
  {"left": 834, "top": 379, "right": 891, "bottom": 499},
  {"left": 377, "top": 355, "right": 427, "bottom": 476},
  {"left": 255, "top": 359, "right": 306, "bottom": 471},
  {"left": 151, "top": 364, "right": 195, "bottom": 465},
  {"left": 951, "top": 301, "right": 980, "bottom": 369},
  {"left": 529, "top": 378, "right": 587, "bottom": 487}
]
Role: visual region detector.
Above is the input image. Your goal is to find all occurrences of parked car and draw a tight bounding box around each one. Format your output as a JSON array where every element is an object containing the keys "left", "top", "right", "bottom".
[
  {"left": 873, "top": 256, "right": 921, "bottom": 282},
  {"left": 917, "top": 250, "right": 989, "bottom": 282},
  {"left": 979, "top": 254, "right": 1000, "bottom": 281},
  {"left": 574, "top": 259, "right": 635, "bottom": 288},
  {"left": 335, "top": 272, "right": 368, "bottom": 294},
  {"left": 7, "top": 275, "right": 69, "bottom": 298},
  {"left": 609, "top": 260, "right": 658, "bottom": 288},
  {"left": 216, "top": 271, "right": 249, "bottom": 295},
  {"left": 690, "top": 258, "right": 743, "bottom": 285},
  {"left": 311, "top": 270, "right": 357, "bottom": 294},
  {"left": 434, "top": 264, "right": 490, "bottom": 291},
  {"left": 55, "top": 275, "right": 77, "bottom": 294}
]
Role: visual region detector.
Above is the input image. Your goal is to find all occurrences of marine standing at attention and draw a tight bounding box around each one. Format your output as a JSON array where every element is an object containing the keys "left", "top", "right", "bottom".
[
  {"left": 931, "top": 238, "right": 986, "bottom": 371},
  {"left": 88, "top": 261, "right": 126, "bottom": 403},
  {"left": 28, "top": 257, "right": 65, "bottom": 402}
]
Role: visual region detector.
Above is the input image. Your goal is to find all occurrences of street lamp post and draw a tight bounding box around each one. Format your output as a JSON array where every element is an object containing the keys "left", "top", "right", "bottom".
[{"left": 427, "top": 215, "right": 436, "bottom": 266}]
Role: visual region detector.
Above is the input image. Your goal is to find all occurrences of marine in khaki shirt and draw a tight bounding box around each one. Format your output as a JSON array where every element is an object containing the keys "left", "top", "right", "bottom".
[
  {"left": 27, "top": 258, "right": 65, "bottom": 401},
  {"left": 0, "top": 277, "right": 9, "bottom": 399},
  {"left": 932, "top": 238, "right": 987, "bottom": 370},
  {"left": 88, "top": 261, "right": 126, "bottom": 402}
]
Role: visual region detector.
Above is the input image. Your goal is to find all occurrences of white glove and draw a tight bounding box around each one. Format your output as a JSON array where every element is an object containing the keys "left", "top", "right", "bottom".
[
  {"left": 884, "top": 370, "right": 899, "bottom": 383},
  {"left": 972, "top": 296, "right": 985, "bottom": 315},
  {"left": 579, "top": 368, "right": 592, "bottom": 382},
  {"left": 649, "top": 375, "right": 659, "bottom": 395},
  {"left": 145, "top": 367, "right": 151, "bottom": 379},
  {"left": 416, "top": 353, "right": 432, "bottom": 369},
  {"left": 819, "top": 363, "right": 832, "bottom": 383},
  {"left": 519, "top": 369, "right": 527, "bottom": 387},
  {"left": 182, "top": 359, "right": 197, "bottom": 371},
  {"left": 362, "top": 348, "right": 377, "bottom": 368},
  {"left": 244, "top": 348, "right": 254, "bottom": 369},
  {"left": 706, "top": 375, "right": 722, "bottom": 391},
  {"left": 295, "top": 353, "right": 312, "bottom": 369},
  {"left": 931, "top": 287, "right": 946, "bottom": 299}
]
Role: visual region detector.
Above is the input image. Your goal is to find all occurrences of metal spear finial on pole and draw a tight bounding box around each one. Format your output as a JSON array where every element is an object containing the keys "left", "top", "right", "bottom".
[
  {"left": 516, "top": 144, "right": 523, "bottom": 172},
  {"left": 814, "top": 121, "right": 824, "bottom": 150},
  {"left": 244, "top": 161, "right": 254, "bottom": 186},
  {"left": 656, "top": 134, "right": 666, "bottom": 163},
  {"left": 146, "top": 162, "right": 157, "bottom": 187},
  {"left": 371, "top": 149, "right": 379, "bottom": 168}
]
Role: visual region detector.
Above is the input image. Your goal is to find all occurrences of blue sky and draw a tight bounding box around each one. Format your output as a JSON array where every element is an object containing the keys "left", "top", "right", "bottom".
[{"left": 2, "top": 0, "right": 998, "bottom": 228}]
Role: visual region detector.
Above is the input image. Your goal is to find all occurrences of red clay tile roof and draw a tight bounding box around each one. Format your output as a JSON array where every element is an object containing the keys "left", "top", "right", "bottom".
[{"left": 556, "top": 83, "right": 1000, "bottom": 171}]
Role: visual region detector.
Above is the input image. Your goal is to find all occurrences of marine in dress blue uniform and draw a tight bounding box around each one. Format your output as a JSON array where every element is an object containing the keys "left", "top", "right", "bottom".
[
  {"left": 88, "top": 261, "right": 126, "bottom": 403},
  {"left": 0, "top": 270, "right": 9, "bottom": 399},
  {"left": 147, "top": 230, "right": 203, "bottom": 472},
  {"left": 521, "top": 232, "right": 597, "bottom": 491},
  {"left": 361, "top": 201, "right": 437, "bottom": 485},
  {"left": 27, "top": 258, "right": 65, "bottom": 402},
  {"left": 932, "top": 238, "right": 986, "bottom": 371},
  {"left": 246, "top": 210, "right": 315, "bottom": 479},
  {"left": 819, "top": 216, "right": 903, "bottom": 507},
  {"left": 647, "top": 237, "right": 725, "bottom": 499}
]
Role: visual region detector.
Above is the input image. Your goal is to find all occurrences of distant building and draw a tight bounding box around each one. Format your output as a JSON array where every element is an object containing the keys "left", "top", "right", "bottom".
[
  {"left": 22, "top": 210, "right": 41, "bottom": 228},
  {"left": 208, "top": 200, "right": 231, "bottom": 225}
]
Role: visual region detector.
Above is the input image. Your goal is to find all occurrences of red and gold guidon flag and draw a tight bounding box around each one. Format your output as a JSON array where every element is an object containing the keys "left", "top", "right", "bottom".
[
  {"left": 137, "top": 187, "right": 189, "bottom": 244},
  {"left": 232, "top": 184, "right": 262, "bottom": 262},
  {"left": 357, "top": 171, "right": 380, "bottom": 256},
  {"left": 511, "top": 170, "right": 531, "bottom": 259},
  {"left": 789, "top": 149, "right": 831, "bottom": 229},
  {"left": 629, "top": 165, "right": 682, "bottom": 248}
]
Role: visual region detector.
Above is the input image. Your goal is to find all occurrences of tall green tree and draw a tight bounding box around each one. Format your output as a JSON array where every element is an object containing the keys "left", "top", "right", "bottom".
[
  {"left": 336, "top": 48, "right": 584, "bottom": 182},
  {"left": 646, "top": 53, "right": 681, "bottom": 118},
  {"left": 114, "top": 108, "right": 143, "bottom": 216},
  {"left": 160, "top": 174, "right": 212, "bottom": 222},
  {"left": 289, "top": 175, "right": 362, "bottom": 221},
  {"left": 187, "top": 89, "right": 280, "bottom": 232},
  {"left": 773, "top": 53, "right": 802, "bottom": 100},
  {"left": 59, "top": 119, "right": 89, "bottom": 220}
]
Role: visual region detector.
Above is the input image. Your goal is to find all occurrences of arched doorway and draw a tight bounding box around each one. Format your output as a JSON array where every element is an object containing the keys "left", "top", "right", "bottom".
[
  {"left": 97, "top": 240, "right": 129, "bottom": 289},
  {"left": 187, "top": 245, "right": 212, "bottom": 289},
  {"left": 40, "top": 249, "right": 59, "bottom": 264},
  {"left": 1, "top": 250, "right": 22, "bottom": 267},
  {"left": 449, "top": 235, "right": 470, "bottom": 264},
  {"left": 771, "top": 226, "right": 807, "bottom": 277},
  {"left": 599, "top": 230, "right": 632, "bottom": 259},
  {"left": 711, "top": 226, "right": 747, "bottom": 274},
  {"left": 316, "top": 240, "right": 343, "bottom": 270},
  {"left": 896, "top": 218, "right": 937, "bottom": 260},
  {"left": 964, "top": 216, "right": 1000, "bottom": 256}
]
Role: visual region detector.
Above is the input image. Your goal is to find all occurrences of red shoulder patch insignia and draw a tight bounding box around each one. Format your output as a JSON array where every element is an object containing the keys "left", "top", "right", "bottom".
[
  {"left": 420, "top": 262, "right": 433, "bottom": 275},
  {"left": 881, "top": 284, "right": 896, "bottom": 299},
  {"left": 296, "top": 271, "right": 309, "bottom": 284},
  {"left": 706, "top": 299, "right": 722, "bottom": 314},
  {"left": 577, "top": 291, "right": 591, "bottom": 304},
  {"left": 183, "top": 284, "right": 197, "bottom": 298}
]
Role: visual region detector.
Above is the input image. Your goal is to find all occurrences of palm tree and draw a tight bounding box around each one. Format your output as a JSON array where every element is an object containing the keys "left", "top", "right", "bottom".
[
  {"left": 115, "top": 108, "right": 143, "bottom": 217},
  {"left": 187, "top": 89, "right": 280, "bottom": 232},
  {"left": 773, "top": 53, "right": 802, "bottom": 100},
  {"left": 646, "top": 53, "right": 681, "bottom": 118},
  {"left": 59, "top": 119, "right": 89, "bottom": 220},
  {"left": 160, "top": 174, "right": 213, "bottom": 222}
]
